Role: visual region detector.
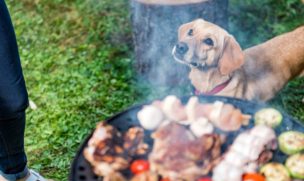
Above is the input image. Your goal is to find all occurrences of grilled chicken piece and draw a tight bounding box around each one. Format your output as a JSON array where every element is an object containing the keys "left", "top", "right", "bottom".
[
  {"left": 212, "top": 125, "right": 277, "bottom": 181},
  {"left": 124, "top": 127, "right": 149, "bottom": 155},
  {"left": 184, "top": 97, "right": 250, "bottom": 132},
  {"left": 149, "top": 122, "right": 222, "bottom": 181},
  {"left": 103, "top": 172, "right": 126, "bottom": 181},
  {"left": 162, "top": 95, "right": 187, "bottom": 121},
  {"left": 199, "top": 101, "right": 251, "bottom": 131},
  {"left": 84, "top": 122, "right": 148, "bottom": 177}
]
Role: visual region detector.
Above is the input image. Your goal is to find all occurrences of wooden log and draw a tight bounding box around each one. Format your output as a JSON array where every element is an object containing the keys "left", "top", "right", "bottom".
[{"left": 130, "top": 0, "right": 228, "bottom": 85}]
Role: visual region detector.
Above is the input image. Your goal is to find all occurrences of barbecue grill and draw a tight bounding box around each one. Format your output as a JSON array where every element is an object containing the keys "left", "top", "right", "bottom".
[{"left": 69, "top": 95, "right": 304, "bottom": 181}]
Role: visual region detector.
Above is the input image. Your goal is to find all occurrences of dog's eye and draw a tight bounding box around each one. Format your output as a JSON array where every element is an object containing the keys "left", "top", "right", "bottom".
[
  {"left": 188, "top": 29, "right": 193, "bottom": 36},
  {"left": 203, "top": 38, "right": 214, "bottom": 46}
]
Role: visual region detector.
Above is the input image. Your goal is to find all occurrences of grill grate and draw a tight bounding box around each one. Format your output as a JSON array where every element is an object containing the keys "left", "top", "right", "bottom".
[{"left": 69, "top": 95, "right": 304, "bottom": 181}]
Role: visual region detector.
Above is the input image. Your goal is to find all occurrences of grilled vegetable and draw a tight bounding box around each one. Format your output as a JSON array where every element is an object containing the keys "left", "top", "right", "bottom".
[
  {"left": 137, "top": 105, "right": 164, "bottom": 130},
  {"left": 254, "top": 108, "right": 282, "bottom": 128},
  {"left": 243, "top": 173, "right": 265, "bottom": 181},
  {"left": 260, "top": 163, "right": 290, "bottom": 181},
  {"left": 278, "top": 131, "right": 304, "bottom": 155},
  {"left": 285, "top": 154, "right": 304, "bottom": 179}
]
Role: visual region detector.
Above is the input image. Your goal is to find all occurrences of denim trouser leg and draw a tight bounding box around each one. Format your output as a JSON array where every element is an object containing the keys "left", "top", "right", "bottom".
[
  {"left": 0, "top": 0, "right": 30, "bottom": 179},
  {"left": 0, "top": 113, "right": 28, "bottom": 180}
]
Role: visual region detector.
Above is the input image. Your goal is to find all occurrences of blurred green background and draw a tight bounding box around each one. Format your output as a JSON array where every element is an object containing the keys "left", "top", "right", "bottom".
[{"left": 5, "top": 0, "right": 304, "bottom": 180}]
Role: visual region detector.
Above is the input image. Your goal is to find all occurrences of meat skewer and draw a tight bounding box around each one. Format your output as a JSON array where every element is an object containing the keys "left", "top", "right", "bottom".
[
  {"left": 137, "top": 96, "right": 251, "bottom": 132},
  {"left": 212, "top": 125, "right": 277, "bottom": 181},
  {"left": 190, "top": 99, "right": 251, "bottom": 131}
]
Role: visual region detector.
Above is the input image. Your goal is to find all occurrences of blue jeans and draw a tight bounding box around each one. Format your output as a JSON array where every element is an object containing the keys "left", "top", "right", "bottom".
[{"left": 0, "top": 0, "right": 29, "bottom": 180}]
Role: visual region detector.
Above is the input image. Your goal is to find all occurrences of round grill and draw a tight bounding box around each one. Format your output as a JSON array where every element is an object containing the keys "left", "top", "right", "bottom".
[{"left": 69, "top": 96, "right": 304, "bottom": 181}]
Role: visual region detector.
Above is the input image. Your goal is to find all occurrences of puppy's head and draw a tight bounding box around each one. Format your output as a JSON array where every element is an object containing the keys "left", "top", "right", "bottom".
[{"left": 173, "top": 19, "right": 244, "bottom": 75}]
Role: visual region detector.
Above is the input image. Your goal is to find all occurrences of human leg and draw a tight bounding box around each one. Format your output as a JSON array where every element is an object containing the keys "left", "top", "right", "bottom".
[{"left": 0, "top": 0, "right": 29, "bottom": 179}]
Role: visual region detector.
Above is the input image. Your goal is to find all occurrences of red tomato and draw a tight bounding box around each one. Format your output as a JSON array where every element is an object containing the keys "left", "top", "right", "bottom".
[
  {"left": 130, "top": 159, "right": 150, "bottom": 174},
  {"left": 197, "top": 178, "right": 212, "bottom": 181},
  {"left": 243, "top": 173, "right": 265, "bottom": 181}
]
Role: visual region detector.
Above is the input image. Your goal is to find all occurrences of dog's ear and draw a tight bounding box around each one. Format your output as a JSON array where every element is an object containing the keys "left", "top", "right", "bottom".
[
  {"left": 218, "top": 35, "right": 244, "bottom": 75},
  {"left": 178, "top": 22, "right": 194, "bottom": 37}
]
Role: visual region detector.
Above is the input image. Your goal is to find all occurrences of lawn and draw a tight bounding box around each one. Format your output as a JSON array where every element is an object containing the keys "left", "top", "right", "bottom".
[{"left": 5, "top": 0, "right": 304, "bottom": 180}]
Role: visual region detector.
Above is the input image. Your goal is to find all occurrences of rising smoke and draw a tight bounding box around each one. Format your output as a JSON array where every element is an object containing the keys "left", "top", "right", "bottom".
[{"left": 130, "top": 0, "right": 228, "bottom": 98}]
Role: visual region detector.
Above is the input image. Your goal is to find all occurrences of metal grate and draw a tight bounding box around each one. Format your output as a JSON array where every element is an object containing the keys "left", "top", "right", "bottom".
[{"left": 69, "top": 95, "right": 304, "bottom": 181}]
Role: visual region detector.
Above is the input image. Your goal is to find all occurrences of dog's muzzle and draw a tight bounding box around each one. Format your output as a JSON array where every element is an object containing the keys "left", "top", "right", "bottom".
[
  {"left": 189, "top": 62, "right": 200, "bottom": 67},
  {"left": 172, "top": 42, "right": 189, "bottom": 64},
  {"left": 173, "top": 43, "right": 218, "bottom": 72},
  {"left": 175, "top": 42, "right": 188, "bottom": 55}
]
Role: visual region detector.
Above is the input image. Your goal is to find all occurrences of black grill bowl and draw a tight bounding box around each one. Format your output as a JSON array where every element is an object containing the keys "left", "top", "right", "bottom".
[{"left": 69, "top": 96, "right": 304, "bottom": 181}]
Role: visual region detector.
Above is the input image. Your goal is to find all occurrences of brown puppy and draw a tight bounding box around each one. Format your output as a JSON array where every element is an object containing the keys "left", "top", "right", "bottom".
[{"left": 172, "top": 19, "right": 304, "bottom": 101}]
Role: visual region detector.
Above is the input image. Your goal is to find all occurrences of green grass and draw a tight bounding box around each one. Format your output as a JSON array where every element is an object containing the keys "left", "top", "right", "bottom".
[
  {"left": 5, "top": 0, "right": 304, "bottom": 180},
  {"left": 8, "top": 0, "right": 136, "bottom": 180}
]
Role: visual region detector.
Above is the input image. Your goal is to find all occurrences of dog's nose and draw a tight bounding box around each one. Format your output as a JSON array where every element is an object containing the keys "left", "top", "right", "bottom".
[{"left": 176, "top": 42, "right": 189, "bottom": 55}]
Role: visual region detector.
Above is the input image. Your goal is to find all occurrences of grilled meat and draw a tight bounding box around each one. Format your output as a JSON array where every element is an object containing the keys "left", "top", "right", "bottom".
[
  {"left": 137, "top": 96, "right": 251, "bottom": 133},
  {"left": 149, "top": 122, "right": 222, "bottom": 181},
  {"left": 212, "top": 125, "right": 277, "bottom": 181},
  {"left": 83, "top": 122, "right": 148, "bottom": 177}
]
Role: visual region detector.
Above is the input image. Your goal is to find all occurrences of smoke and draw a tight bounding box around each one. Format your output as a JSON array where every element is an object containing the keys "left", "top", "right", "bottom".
[{"left": 130, "top": 0, "right": 228, "bottom": 99}]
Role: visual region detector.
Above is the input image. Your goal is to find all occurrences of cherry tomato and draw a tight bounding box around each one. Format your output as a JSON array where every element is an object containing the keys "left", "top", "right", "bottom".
[
  {"left": 130, "top": 159, "right": 150, "bottom": 174},
  {"left": 243, "top": 173, "right": 266, "bottom": 181},
  {"left": 197, "top": 178, "right": 212, "bottom": 181}
]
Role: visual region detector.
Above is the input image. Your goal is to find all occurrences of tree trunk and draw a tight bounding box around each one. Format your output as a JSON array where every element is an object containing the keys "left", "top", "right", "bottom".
[{"left": 130, "top": 0, "right": 228, "bottom": 86}]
